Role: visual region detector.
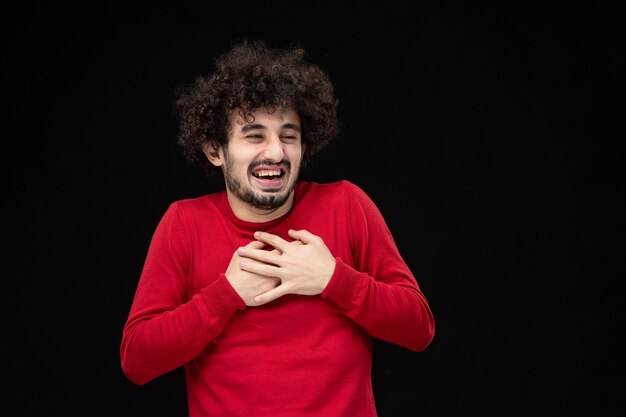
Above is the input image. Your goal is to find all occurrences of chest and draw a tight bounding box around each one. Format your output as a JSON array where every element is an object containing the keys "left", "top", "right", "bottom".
[{"left": 186, "top": 212, "right": 354, "bottom": 295}]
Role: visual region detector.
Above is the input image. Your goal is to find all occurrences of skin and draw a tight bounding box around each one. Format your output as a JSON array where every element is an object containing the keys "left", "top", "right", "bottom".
[{"left": 202, "top": 107, "right": 336, "bottom": 306}]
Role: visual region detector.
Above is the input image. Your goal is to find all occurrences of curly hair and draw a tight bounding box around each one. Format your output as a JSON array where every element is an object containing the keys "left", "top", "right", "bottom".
[{"left": 174, "top": 39, "right": 341, "bottom": 177}]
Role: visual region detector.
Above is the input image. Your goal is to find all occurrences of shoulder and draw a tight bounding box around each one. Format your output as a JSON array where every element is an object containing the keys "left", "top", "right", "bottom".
[
  {"left": 297, "top": 179, "right": 366, "bottom": 198},
  {"left": 166, "top": 192, "right": 224, "bottom": 220},
  {"left": 169, "top": 194, "right": 209, "bottom": 210},
  {"left": 295, "top": 181, "right": 375, "bottom": 215}
]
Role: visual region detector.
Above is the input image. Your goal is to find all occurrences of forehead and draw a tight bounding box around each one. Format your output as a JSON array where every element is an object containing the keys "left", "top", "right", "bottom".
[{"left": 230, "top": 107, "right": 301, "bottom": 128}]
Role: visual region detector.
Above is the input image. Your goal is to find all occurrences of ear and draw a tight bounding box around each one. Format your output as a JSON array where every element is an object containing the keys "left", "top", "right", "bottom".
[{"left": 202, "top": 141, "right": 224, "bottom": 167}]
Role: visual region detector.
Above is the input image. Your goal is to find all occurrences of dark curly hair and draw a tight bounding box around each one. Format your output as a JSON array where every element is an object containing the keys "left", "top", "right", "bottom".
[{"left": 174, "top": 39, "right": 340, "bottom": 177}]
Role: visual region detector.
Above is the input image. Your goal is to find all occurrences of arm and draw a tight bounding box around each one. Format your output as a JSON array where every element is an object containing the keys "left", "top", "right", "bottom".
[
  {"left": 120, "top": 204, "right": 245, "bottom": 385},
  {"left": 324, "top": 182, "right": 435, "bottom": 351}
]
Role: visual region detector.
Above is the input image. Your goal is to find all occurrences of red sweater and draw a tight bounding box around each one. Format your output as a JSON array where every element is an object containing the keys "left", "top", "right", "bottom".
[{"left": 120, "top": 180, "right": 435, "bottom": 416}]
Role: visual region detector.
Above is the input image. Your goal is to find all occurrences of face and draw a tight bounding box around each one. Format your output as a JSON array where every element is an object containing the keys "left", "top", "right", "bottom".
[{"left": 205, "top": 107, "right": 304, "bottom": 212}]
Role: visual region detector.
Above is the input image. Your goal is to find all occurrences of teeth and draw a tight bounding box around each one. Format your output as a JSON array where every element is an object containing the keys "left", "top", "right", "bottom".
[{"left": 256, "top": 170, "right": 281, "bottom": 177}]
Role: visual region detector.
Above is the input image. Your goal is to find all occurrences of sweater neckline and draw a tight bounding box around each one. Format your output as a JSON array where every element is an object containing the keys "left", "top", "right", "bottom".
[{"left": 218, "top": 187, "right": 299, "bottom": 231}]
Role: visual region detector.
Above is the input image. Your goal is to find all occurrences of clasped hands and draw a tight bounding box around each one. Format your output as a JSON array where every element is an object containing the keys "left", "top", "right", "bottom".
[{"left": 225, "top": 229, "right": 336, "bottom": 306}]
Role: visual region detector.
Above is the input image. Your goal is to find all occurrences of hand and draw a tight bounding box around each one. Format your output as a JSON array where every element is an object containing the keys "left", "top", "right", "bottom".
[
  {"left": 237, "top": 229, "right": 336, "bottom": 305},
  {"left": 224, "top": 239, "right": 281, "bottom": 306}
]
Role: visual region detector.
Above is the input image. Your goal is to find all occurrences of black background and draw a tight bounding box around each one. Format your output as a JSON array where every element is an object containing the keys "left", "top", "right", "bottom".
[{"left": 7, "top": 2, "right": 624, "bottom": 416}]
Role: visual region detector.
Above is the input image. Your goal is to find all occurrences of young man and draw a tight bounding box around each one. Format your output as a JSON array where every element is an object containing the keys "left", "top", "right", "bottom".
[{"left": 120, "top": 39, "right": 435, "bottom": 417}]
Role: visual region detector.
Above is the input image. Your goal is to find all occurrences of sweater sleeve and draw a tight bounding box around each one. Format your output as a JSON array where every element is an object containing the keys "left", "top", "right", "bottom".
[
  {"left": 321, "top": 182, "right": 435, "bottom": 352},
  {"left": 120, "top": 203, "right": 245, "bottom": 385}
]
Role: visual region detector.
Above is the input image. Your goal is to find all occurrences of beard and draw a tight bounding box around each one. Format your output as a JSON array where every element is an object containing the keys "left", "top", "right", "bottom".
[
  {"left": 222, "top": 153, "right": 298, "bottom": 210},
  {"left": 230, "top": 183, "right": 293, "bottom": 210}
]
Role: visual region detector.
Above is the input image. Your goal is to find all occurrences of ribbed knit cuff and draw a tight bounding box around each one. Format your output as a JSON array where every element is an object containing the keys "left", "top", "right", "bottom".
[
  {"left": 321, "top": 257, "right": 363, "bottom": 310},
  {"left": 201, "top": 273, "right": 246, "bottom": 316}
]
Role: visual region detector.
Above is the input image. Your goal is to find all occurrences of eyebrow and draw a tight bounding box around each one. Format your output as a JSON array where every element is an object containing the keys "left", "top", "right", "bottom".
[{"left": 240, "top": 123, "right": 301, "bottom": 133}]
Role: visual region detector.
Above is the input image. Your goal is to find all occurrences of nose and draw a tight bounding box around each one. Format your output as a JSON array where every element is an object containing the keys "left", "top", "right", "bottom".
[{"left": 262, "top": 135, "right": 284, "bottom": 162}]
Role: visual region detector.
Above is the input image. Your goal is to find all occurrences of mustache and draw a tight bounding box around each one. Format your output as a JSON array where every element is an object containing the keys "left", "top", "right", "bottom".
[{"left": 248, "top": 160, "right": 291, "bottom": 171}]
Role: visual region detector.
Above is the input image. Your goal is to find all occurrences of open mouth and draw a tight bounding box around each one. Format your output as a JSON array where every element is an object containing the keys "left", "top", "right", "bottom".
[
  {"left": 252, "top": 168, "right": 284, "bottom": 180},
  {"left": 251, "top": 166, "right": 287, "bottom": 189}
]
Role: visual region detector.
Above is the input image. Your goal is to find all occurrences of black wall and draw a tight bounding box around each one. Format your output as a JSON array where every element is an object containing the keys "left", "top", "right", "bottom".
[{"left": 7, "top": 2, "right": 624, "bottom": 416}]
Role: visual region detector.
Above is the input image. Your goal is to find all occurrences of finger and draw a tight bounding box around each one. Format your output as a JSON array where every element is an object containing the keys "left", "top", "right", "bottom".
[
  {"left": 287, "top": 229, "right": 319, "bottom": 244},
  {"left": 235, "top": 240, "right": 266, "bottom": 258},
  {"left": 243, "top": 240, "right": 267, "bottom": 250},
  {"left": 254, "top": 284, "right": 288, "bottom": 305},
  {"left": 237, "top": 246, "right": 280, "bottom": 265},
  {"left": 240, "top": 258, "right": 280, "bottom": 276},
  {"left": 253, "top": 231, "right": 290, "bottom": 253}
]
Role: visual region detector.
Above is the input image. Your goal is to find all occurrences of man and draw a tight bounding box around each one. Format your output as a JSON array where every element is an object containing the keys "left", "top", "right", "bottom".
[{"left": 121, "top": 39, "right": 435, "bottom": 417}]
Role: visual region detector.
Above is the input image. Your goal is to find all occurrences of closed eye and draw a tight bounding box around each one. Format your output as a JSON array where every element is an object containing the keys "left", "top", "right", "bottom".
[{"left": 245, "top": 134, "right": 264, "bottom": 140}]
